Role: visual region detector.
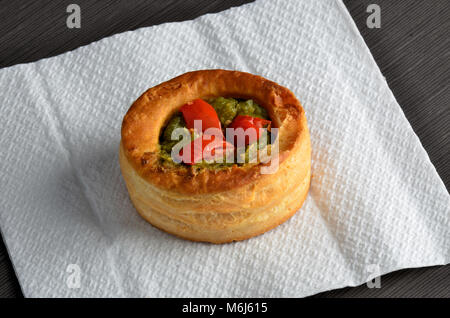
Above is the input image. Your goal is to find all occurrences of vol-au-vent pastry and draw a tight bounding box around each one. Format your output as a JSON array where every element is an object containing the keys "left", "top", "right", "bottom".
[{"left": 119, "top": 69, "right": 311, "bottom": 243}]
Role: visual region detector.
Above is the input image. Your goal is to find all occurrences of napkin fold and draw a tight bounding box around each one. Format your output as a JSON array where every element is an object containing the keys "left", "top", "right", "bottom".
[{"left": 0, "top": 0, "right": 449, "bottom": 297}]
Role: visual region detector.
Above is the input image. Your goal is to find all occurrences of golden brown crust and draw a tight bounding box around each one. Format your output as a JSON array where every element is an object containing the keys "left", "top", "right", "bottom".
[
  {"left": 121, "top": 69, "right": 306, "bottom": 195},
  {"left": 119, "top": 69, "right": 311, "bottom": 243}
]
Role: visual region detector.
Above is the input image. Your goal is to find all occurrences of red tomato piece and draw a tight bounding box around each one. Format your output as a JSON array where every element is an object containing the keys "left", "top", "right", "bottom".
[
  {"left": 180, "top": 99, "right": 222, "bottom": 133},
  {"left": 227, "top": 115, "right": 271, "bottom": 146},
  {"left": 178, "top": 135, "right": 234, "bottom": 165}
]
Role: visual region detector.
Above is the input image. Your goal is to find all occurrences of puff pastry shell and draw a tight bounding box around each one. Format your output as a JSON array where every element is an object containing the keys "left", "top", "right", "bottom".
[{"left": 119, "top": 70, "right": 311, "bottom": 243}]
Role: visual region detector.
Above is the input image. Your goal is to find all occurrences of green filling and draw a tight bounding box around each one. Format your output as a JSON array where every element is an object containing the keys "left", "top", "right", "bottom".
[
  {"left": 208, "top": 97, "right": 238, "bottom": 126},
  {"left": 162, "top": 114, "right": 186, "bottom": 141},
  {"left": 160, "top": 114, "right": 187, "bottom": 164},
  {"left": 236, "top": 99, "right": 269, "bottom": 119},
  {"left": 159, "top": 97, "right": 270, "bottom": 168},
  {"left": 208, "top": 97, "right": 269, "bottom": 126}
]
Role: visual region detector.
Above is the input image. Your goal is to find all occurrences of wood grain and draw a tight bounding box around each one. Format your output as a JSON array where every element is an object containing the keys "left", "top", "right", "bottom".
[{"left": 0, "top": 0, "right": 448, "bottom": 298}]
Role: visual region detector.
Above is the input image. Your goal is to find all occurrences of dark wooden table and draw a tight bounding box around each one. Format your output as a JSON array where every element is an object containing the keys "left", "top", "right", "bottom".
[{"left": 0, "top": 0, "right": 448, "bottom": 298}]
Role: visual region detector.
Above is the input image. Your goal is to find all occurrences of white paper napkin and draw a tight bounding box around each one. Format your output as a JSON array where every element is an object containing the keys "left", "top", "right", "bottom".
[{"left": 0, "top": 0, "right": 449, "bottom": 297}]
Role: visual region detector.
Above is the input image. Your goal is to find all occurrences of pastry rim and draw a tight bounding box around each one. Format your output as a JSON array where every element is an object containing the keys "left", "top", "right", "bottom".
[{"left": 121, "top": 69, "right": 307, "bottom": 195}]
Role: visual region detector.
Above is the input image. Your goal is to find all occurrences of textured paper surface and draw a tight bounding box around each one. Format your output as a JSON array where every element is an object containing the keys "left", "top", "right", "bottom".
[{"left": 0, "top": 0, "right": 449, "bottom": 297}]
